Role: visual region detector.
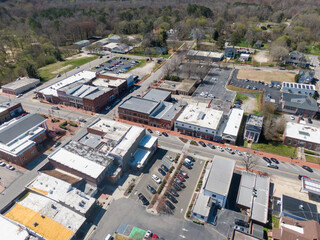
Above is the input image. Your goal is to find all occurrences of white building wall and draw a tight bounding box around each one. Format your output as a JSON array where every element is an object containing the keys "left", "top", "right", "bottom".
[
  {"left": 203, "top": 189, "right": 227, "bottom": 208},
  {"left": 174, "top": 121, "right": 218, "bottom": 138}
]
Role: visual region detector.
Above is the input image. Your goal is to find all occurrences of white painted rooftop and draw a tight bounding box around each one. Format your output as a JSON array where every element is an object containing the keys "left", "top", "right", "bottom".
[
  {"left": 176, "top": 103, "right": 223, "bottom": 130},
  {"left": 192, "top": 193, "right": 211, "bottom": 218},
  {"left": 39, "top": 71, "right": 96, "bottom": 97},
  {"left": 93, "top": 78, "right": 126, "bottom": 88},
  {"left": 223, "top": 108, "right": 244, "bottom": 137},
  {"left": 49, "top": 148, "right": 106, "bottom": 179},
  {"left": 285, "top": 122, "right": 320, "bottom": 144},
  {"left": 139, "top": 134, "right": 157, "bottom": 149},
  {"left": 132, "top": 148, "right": 151, "bottom": 168},
  {"left": 0, "top": 215, "right": 30, "bottom": 240},
  {"left": 27, "top": 173, "right": 95, "bottom": 214}
]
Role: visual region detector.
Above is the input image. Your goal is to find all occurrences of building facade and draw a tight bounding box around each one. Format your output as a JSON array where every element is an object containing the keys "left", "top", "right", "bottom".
[
  {"left": 1, "top": 77, "right": 40, "bottom": 95},
  {"left": 0, "top": 102, "right": 24, "bottom": 124},
  {"left": 244, "top": 114, "right": 264, "bottom": 143}
]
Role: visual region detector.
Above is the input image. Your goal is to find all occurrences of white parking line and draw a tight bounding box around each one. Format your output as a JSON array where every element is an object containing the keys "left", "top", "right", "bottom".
[
  {"left": 182, "top": 228, "right": 188, "bottom": 232},
  {"left": 179, "top": 235, "right": 186, "bottom": 238},
  {"left": 180, "top": 208, "right": 184, "bottom": 213}
]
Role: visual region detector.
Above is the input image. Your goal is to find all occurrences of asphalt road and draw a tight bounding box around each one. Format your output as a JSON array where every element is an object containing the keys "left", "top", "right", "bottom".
[{"left": 89, "top": 198, "right": 226, "bottom": 240}]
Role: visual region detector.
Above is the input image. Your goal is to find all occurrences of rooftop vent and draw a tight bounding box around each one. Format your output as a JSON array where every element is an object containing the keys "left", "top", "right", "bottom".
[{"left": 299, "top": 204, "right": 304, "bottom": 210}]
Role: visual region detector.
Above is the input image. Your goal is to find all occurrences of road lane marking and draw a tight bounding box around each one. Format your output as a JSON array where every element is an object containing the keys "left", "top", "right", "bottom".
[
  {"left": 180, "top": 208, "right": 184, "bottom": 213},
  {"left": 179, "top": 235, "right": 186, "bottom": 238},
  {"left": 182, "top": 228, "right": 188, "bottom": 231}
]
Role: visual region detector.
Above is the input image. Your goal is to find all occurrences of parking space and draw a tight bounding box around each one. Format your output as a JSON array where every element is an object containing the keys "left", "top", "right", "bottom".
[
  {"left": 93, "top": 57, "right": 140, "bottom": 74},
  {"left": 193, "top": 67, "right": 236, "bottom": 113},
  {"left": 0, "top": 164, "right": 24, "bottom": 190}
]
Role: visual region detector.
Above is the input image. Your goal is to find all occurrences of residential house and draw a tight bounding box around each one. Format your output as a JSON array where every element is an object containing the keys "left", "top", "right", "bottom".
[
  {"left": 284, "top": 51, "right": 310, "bottom": 68},
  {"left": 224, "top": 47, "right": 237, "bottom": 58},
  {"left": 254, "top": 40, "right": 263, "bottom": 48},
  {"left": 298, "top": 70, "right": 315, "bottom": 84},
  {"left": 108, "top": 35, "right": 121, "bottom": 43},
  {"left": 244, "top": 114, "right": 264, "bottom": 143}
]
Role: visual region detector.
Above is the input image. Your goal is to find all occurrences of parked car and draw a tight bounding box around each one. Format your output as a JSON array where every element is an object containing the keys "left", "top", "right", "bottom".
[
  {"left": 169, "top": 188, "right": 179, "bottom": 197},
  {"left": 166, "top": 193, "right": 178, "bottom": 203},
  {"left": 152, "top": 174, "right": 162, "bottom": 184},
  {"left": 302, "top": 165, "right": 313, "bottom": 173},
  {"left": 147, "top": 129, "right": 153, "bottom": 133},
  {"left": 56, "top": 74, "right": 61, "bottom": 78},
  {"left": 144, "top": 230, "right": 152, "bottom": 239},
  {"left": 183, "top": 162, "right": 192, "bottom": 169},
  {"left": 199, "top": 141, "right": 206, "bottom": 147},
  {"left": 147, "top": 185, "right": 156, "bottom": 194},
  {"left": 176, "top": 174, "right": 185, "bottom": 182},
  {"left": 162, "top": 132, "right": 168, "bottom": 137},
  {"left": 263, "top": 157, "right": 271, "bottom": 164},
  {"left": 158, "top": 168, "right": 166, "bottom": 176},
  {"left": 217, "top": 146, "right": 224, "bottom": 152},
  {"left": 161, "top": 164, "right": 169, "bottom": 172},
  {"left": 186, "top": 156, "right": 195, "bottom": 162},
  {"left": 308, "top": 118, "right": 313, "bottom": 124},
  {"left": 51, "top": 106, "right": 60, "bottom": 110},
  {"left": 235, "top": 219, "right": 249, "bottom": 228},
  {"left": 155, "top": 131, "right": 162, "bottom": 136},
  {"left": 0, "top": 161, "right": 5, "bottom": 167},
  {"left": 79, "top": 118, "right": 87, "bottom": 123},
  {"left": 6, "top": 164, "right": 15, "bottom": 171},
  {"left": 16, "top": 94, "right": 23, "bottom": 98},
  {"left": 165, "top": 200, "right": 175, "bottom": 210},
  {"left": 234, "top": 225, "right": 248, "bottom": 233},
  {"left": 53, "top": 142, "right": 61, "bottom": 148},
  {"left": 235, "top": 150, "right": 242, "bottom": 156},
  {"left": 172, "top": 183, "right": 182, "bottom": 191},
  {"left": 138, "top": 193, "right": 149, "bottom": 206},
  {"left": 207, "top": 143, "right": 215, "bottom": 149},
  {"left": 235, "top": 99, "right": 243, "bottom": 104},
  {"left": 298, "top": 175, "right": 309, "bottom": 180},
  {"left": 271, "top": 158, "right": 279, "bottom": 164},
  {"left": 179, "top": 170, "right": 188, "bottom": 178},
  {"left": 267, "top": 163, "right": 279, "bottom": 169},
  {"left": 184, "top": 158, "right": 193, "bottom": 166}
]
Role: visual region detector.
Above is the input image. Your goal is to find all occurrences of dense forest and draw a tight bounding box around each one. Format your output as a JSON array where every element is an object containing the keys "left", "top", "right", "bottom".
[{"left": 1, "top": 0, "right": 320, "bottom": 84}]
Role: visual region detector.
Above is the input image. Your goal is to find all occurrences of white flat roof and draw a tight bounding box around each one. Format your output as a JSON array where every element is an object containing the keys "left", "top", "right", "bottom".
[
  {"left": 88, "top": 118, "right": 130, "bottom": 142},
  {"left": 104, "top": 42, "right": 118, "bottom": 49},
  {"left": 223, "top": 108, "right": 244, "bottom": 137},
  {"left": 39, "top": 71, "right": 96, "bottom": 97},
  {"left": 93, "top": 78, "right": 126, "bottom": 88},
  {"left": 27, "top": 173, "right": 95, "bottom": 214},
  {"left": 138, "top": 134, "right": 157, "bottom": 149},
  {"left": 0, "top": 216, "right": 29, "bottom": 240},
  {"left": 49, "top": 148, "right": 106, "bottom": 179},
  {"left": 132, "top": 148, "right": 151, "bottom": 168},
  {"left": 207, "top": 52, "right": 224, "bottom": 58},
  {"left": 302, "top": 177, "right": 320, "bottom": 195},
  {"left": 282, "top": 82, "right": 315, "bottom": 90},
  {"left": 285, "top": 122, "right": 320, "bottom": 144},
  {"left": 176, "top": 103, "right": 223, "bottom": 130},
  {"left": 192, "top": 193, "right": 211, "bottom": 217},
  {"left": 99, "top": 71, "right": 132, "bottom": 79}
]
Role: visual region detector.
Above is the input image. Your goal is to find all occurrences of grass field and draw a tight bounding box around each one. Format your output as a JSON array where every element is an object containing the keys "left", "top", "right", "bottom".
[
  {"left": 39, "top": 56, "right": 98, "bottom": 81},
  {"left": 237, "top": 68, "right": 295, "bottom": 83},
  {"left": 234, "top": 93, "right": 249, "bottom": 102},
  {"left": 248, "top": 141, "right": 297, "bottom": 158},
  {"left": 227, "top": 84, "right": 263, "bottom": 94},
  {"left": 305, "top": 155, "right": 320, "bottom": 164}
]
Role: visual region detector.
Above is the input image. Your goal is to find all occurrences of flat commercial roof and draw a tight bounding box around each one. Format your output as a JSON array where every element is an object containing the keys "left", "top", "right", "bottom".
[
  {"left": 0, "top": 113, "right": 46, "bottom": 145},
  {"left": 302, "top": 177, "right": 320, "bottom": 195},
  {"left": 176, "top": 103, "right": 223, "bottom": 131},
  {"left": 285, "top": 122, "right": 320, "bottom": 144},
  {"left": 150, "top": 101, "right": 182, "bottom": 121},
  {"left": 282, "top": 93, "right": 318, "bottom": 112},
  {"left": 1, "top": 77, "right": 40, "bottom": 90},
  {"left": 5, "top": 193, "right": 85, "bottom": 240},
  {"left": 93, "top": 78, "right": 126, "bottom": 88},
  {"left": 0, "top": 215, "right": 30, "bottom": 240},
  {"left": 49, "top": 148, "right": 106, "bottom": 179},
  {"left": 131, "top": 148, "right": 151, "bottom": 168},
  {"left": 143, "top": 89, "right": 171, "bottom": 102},
  {"left": 282, "top": 82, "right": 315, "bottom": 90},
  {"left": 119, "top": 96, "right": 159, "bottom": 114},
  {"left": 27, "top": 172, "right": 96, "bottom": 214},
  {"left": 251, "top": 175, "right": 270, "bottom": 224},
  {"left": 223, "top": 108, "right": 244, "bottom": 137},
  {"left": 192, "top": 193, "right": 211, "bottom": 218},
  {"left": 204, "top": 156, "right": 235, "bottom": 196},
  {"left": 39, "top": 71, "right": 96, "bottom": 97},
  {"left": 139, "top": 134, "right": 157, "bottom": 149}
]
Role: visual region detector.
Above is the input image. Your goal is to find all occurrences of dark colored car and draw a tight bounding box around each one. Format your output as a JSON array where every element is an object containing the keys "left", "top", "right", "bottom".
[
  {"left": 263, "top": 157, "right": 271, "bottom": 164},
  {"left": 147, "top": 185, "right": 156, "bottom": 194},
  {"left": 53, "top": 142, "right": 62, "bottom": 148},
  {"left": 138, "top": 193, "right": 149, "bottom": 205},
  {"left": 179, "top": 170, "right": 188, "bottom": 178},
  {"left": 199, "top": 141, "right": 206, "bottom": 147},
  {"left": 271, "top": 158, "right": 279, "bottom": 164},
  {"left": 183, "top": 162, "right": 192, "bottom": 169},
  {"left": 158, "top": 168, "right": 166, "bottom": 176},
  {"left": 177, "top": 181, "right": 186, "bottom": 188},
  {"left": 161, "top": 164, "right": 169, "bottom": 172},
  {"left": 267, "top": 164, "right": 279, "bottom": 169},
  {"left": 186, "top": 156, "right": 195, "bottom": 162},
  {"left": 207, "top": 143, "right": 215, "bottom": 149},
  {"left": 172, "top": 183, "right": 182, "bottom": 191},
  {"left": 308, "top": 118, "right": 313, "bottom": 124},
  {"left": 235, "top": 99, "right": 243, "bottom": 104},
  {"left": 298, "top": 175, "right": 309, "bottom": 180},
  {"left": 169, "top": 188, "right": 179, "bottom": 197},
  {"left": 162, "top": 132, "right": 168, "bottom": 137},
  {"left": 147, "top": 129, "right": 153, "bottom": 133},
  {"left": 165, "top": 200, "right": 175, "bottom": 210},
  {"left": 166, "top": 193, "right": 178, "bottom": 203},
  {"left": 235, "top": 219, "right": 249, "bottom": 228},
  {"left": 302, "top": 165, "right": 313, "bottom": 173}
]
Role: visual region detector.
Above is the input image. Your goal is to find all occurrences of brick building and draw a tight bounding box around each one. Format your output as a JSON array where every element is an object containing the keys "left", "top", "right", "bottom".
[
  {"left": 1, "top": 77, "right": 40, "bottom": 95},
  {"left": 0, "top": 102, "right": 24, "bottom": 124},
  {"left": 0, "top": 114, "right": 47, "bottom": 166}
]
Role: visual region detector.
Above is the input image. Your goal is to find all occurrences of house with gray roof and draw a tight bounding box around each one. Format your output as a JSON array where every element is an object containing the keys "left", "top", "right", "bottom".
[
  {"left": 244, "top": 114, "right": 264, "bottom": 143},
  {"left": 284, "top": 51, "right": 310, "bottom": 68},
  {"left": 280, "top": 92, "right": 318, "bottom": 118},
  {"left": 299, "top": 70, "right": 315, "bottom": 84}
]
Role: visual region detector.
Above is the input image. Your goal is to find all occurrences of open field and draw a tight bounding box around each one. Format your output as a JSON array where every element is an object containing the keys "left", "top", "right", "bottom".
[
  {"left": 39, "top": 56, "right": 98, "bottom": 81},
  {"left": 226, "top": 84, "right": 263, "bottom": 94},
  {"left": 237, "top": 69, "right": 295, "bottom": 83},
  {"left": 246, "top": 141, "right": 297, "bottom": 158}
]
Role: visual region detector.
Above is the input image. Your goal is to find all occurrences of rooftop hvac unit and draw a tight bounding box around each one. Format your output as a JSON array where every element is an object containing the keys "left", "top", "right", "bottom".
[{"left": 299, "top": 204, "right": 304, "bottom": 210}]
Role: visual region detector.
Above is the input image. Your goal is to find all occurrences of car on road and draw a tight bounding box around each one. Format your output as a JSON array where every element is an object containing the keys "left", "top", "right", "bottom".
[
  {"left": 169, "top": 188, "right": 179, "bottom": 197},
  {"left": 166, "top": 193, "right": 178, "bottom": 203},
  {"left": 290, "top": 115, "right": 295, "bottom": 120},
  {"left": 302, "top": 165, "right": 313, "bottom": 173},
  {"left": 0, "top": 161, "right": 5, "bottom": 167},
  {"left": 147, "top": 129, "right": 153, "bottom": 133},
  {"left": 79, "top": 118, "right": 86, "bottom": 123},
  {"left": 298, "top": 175, "right": 309, "bottom": 180},
  {"left": 158, "top": 168, "right": 166, "bottom": 176},
  {"left": 144, "top": 230, "right": 152, "bottom": 239},
  {"left": 267, "top": 163, "right": 279, "bottom": 169},
  {"left": 217, "top": 146, "right": 224, "bottom": 152},
  {"left": 76, "top": 66, "right": 80, "bottom": 69},
  {"left": 199, "top": 141, "right": 206, "bottom": 147},
  {"left": 147, "top": 185, "right": 156, "bottom": 194},
  {"left": 53, "top": 142, "right": 61, "bottom": 148},
  {"left": 235, "top": 150, "right": 242, "bottom": 156},
  {"left": 271, "top": 158, "right": 279, "bottom": 164},
  {"left": 235, "top": 219, "right": 249, "bottom": 228},
  {"left": 165, "top": 200, "right": 175, "bottom": 210},
  {"left": 172, "top": 183, "right": 182, "bottom": 191},
  {"left": 155, "top": 131, "right": 162, "bottom": 136},
  {"left": 162, "top": 132, "right": 168, "bottom": 137},
  {"left": 161, "top": 164, "right": 169, "bottom": 172},
  {"left": 182, "top": 162, "right": 192, "bottom": 169},
  {"left": 186, "top": 156, "right": 195, "bottom": 162},
  {"left": 56, "top": 74, "right": 61, "bottom": 78},
  {"left": 16, "top": 94, "right": 23, "bottom": 98},
  {"left": 51, "top": 106, "right": 60, "bottom": 110},
  {"left": 6, "top": 164, "right": 15, "bottom": 171},
  {"left": 152, "top": 174, "right": 162, "bottom": 184},
  {"left": 263, "top": 157, "right": 271, "bottom": 164},
  {"left": 207, "top": 143, "right": 215, "bottom": 149}
]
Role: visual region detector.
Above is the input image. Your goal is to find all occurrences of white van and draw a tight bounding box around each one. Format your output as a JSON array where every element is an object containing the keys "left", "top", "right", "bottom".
[{"left": 105, "top": 234, "right": 113, "bottom": 240}]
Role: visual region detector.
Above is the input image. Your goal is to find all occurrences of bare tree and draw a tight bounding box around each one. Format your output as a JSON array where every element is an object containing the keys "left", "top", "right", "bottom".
[{"left": 242, "top": 154, "right": 256, "bottom": 171}]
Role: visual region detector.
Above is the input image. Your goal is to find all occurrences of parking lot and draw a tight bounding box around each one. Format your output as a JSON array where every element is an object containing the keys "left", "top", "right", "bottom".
[
  {"left": 0, "top": 163, "right": 24, "bottom": 190},
  {"left": 93, "top": 57, "right": 140, "bottom": 74},
  {"left": 193, "top": 67, "right": 236, "bottom": 113},
  {"left": 230, "top": 70, "right": 282, "bottom": 106}
]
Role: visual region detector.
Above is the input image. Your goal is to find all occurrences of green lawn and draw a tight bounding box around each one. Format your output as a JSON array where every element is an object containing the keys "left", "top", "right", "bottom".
[
  {"left": 39, "top": 56, "right": 98, "bottom": 81},
  {"left": 306, "top": 44, "right": 320, "bottom": 55},
  {"left": 235, "top": 93, "right": 249, "bottom": 102},
  {"left": 272, "top": 215, "right": 280, "bottom": 228},
  {"left": 252, "top": 94, "right": 262, "bottom": 115},
  {"left": 126, "top": 59, "right": 147, "bottom": 73},
  {"left": 305, "top": 155, "right": 320, "bottom": 164},
  {"left": 250, "top": 142, "right": 297, "bottom": 158}
]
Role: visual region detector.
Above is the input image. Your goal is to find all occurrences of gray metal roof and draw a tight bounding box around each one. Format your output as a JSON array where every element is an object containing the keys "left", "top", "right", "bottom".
[
  {"left": 237, "top": 172, "right": 256, "bottom": 208},
  {"left": 2, "top": 77, "right": 39, "bottom": 90},
  {"left": 143, "top": 89, "right": 171, "bottom": 102},
  {"left": 119, "top": 96, "right": 159, "bottom": 114},
  {"left": 149, "top": 102, "right": 182, "bottom": 121},
  {"left": 282, "top": 93, "right": 318, "bottom": 112},
  {"left": 282, "top": 195, "right": 319, "bottom": 222},
  {"left": 204, "top": 156, "right": 235, "bottom": 196},
  {"left": 0, "top": 114, "right": 46, "bottom": 145}
]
